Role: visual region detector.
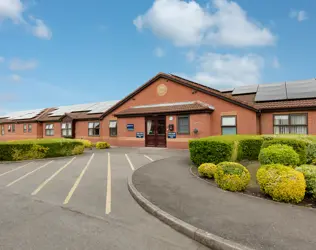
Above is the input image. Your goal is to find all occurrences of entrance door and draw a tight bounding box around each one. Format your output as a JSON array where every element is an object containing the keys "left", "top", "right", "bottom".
[{"left": 145, "top": 116, "right": 166, "bottom": 147}]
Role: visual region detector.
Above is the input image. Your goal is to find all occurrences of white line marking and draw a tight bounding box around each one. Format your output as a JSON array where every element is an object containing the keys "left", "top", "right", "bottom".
[
  {"left": 125, "top": 154, "right": 135, "bottom": 171},
  {"left": 105, "top": 152, "right": 111, "bottom": 215},
  {"left": 63, "top": 154, "right": 95, "bottom": 205},
  {"left": 6, "top": 161, "right": 54, "bottom": 187},
  {"left": 144, "top": 155, "right": 154, "bottom": 162},
  {"left": 0, "top": 162, "right": 33, "bottom": 177},
  {"left": 32, "top": 157, "right": 76, "bottom": 196}
]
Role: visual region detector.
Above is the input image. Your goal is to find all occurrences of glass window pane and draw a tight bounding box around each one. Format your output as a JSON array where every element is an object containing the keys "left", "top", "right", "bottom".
[
  {"left": 290, "top": 115, "right": 307, "bottom": 125},
  {"left": 147, "top": 120, "right": 154, "bottom": 135},
  {"left": 62, "top": 123, "right": 66, "bottom": 129},
  {"left": 290, "top": 126, "right": 307, "bottom": 134},
  {"left": 94, "top": 122, "right": 100, "bottom": 129},
  {"left": 222, "top": 127, "right": 237, "bottom": 135},
  {"left": 274, "top": 115, "right": 289, "bottom": 125},
  {"left": 109, "top": 121, "right": 117, "bottom": 128},
  {"left": 95, "top": 128, "right": 100, "bottom": 136},
  {"left": 88, "top": 123, "right": 94, "bottom": 128},
  {"left": 68, "top": 123, "right": 72, "bottom": 129},
  {"left": 274, "top": 126, "right": 289, "bottom": 134},
  {"left": 62, "top": 130, "right": 67, "bottom": 136},
  {"left": 222, "top": 117, "right": 236, "bottom": 126},
  {"left": 110, "top": 128, "right": 117, "bottom": 136},
  {"left": 157, "top": 120, "right": 165, "bottom": 135},
  {"left": 88, "top": 129, "right": 93, "bottom": 136},
  {"left": 178, "top": 117, "right": 189, "bottom": 134}
]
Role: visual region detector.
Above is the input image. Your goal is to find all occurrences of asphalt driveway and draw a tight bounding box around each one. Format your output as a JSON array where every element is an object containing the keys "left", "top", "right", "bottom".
[{"left": 0, "top": 148, "right": 207, "bottom": 250}]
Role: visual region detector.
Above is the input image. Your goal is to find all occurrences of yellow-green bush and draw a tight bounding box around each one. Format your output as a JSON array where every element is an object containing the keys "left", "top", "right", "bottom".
[
  {"left": 77, "top": 139, "right": 92, "bottom": 148},
  {"left": 0, "top": 139, "right": 83, "bottom": 161},
  {"left": 257, "top": 164, "right": 306, "bottom": 203},
  {"left": 12, "top": 144, "right": 48, "bottom": 161},
  {"left": 198, "top": 163, "right": 217, "bottom": 179},
  {"left": 214, "top": 162, "right": 250, "bottom": 192},
  {"left": 296, "top": 165, "right": 316, "bottom": 199},
  {"left": 71, "top": 145, "right": 85, "bottom": 155},
  {"left": 96, "top": 141, "right": 110, "bottom": 149},
  {"left": 259, "top": 144, "right": 300, "bottom": 167}
]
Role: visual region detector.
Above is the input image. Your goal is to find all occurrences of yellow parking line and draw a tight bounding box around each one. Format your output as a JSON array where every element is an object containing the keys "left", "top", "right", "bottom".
[
  {"left": 63, "top": 153, "right": 95, "bottom": 205},
  {"left": 0, "top": 162, "right": 33, "bottom": 177},
  {"left": 6, "top": 161, "right": 54, "bottom": 187},
  {"left": 105, "top": 152, "right": 111, "bottom": 215},
  {"left": 125, "top": 154, "right": 135, "bottom": 171},
  {"left": 144, "top": 155, "right": 154, "bottom": 162},
  {"left": 31, "top": 157, "right": 76, "bottom": 196}
]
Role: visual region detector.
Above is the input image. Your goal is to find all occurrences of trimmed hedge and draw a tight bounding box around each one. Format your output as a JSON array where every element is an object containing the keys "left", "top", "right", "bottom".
[
  {"left": 76, "top": 139, "right": 92, "bottom": 149},
  {"left": 257, "top": 164, "right": 306, "bottom": 203},
  {"left": 96, "top": 142, "right": 110, "bottom": 149},
  {"left": 215, "top": 162, "right": 250, "bottom": 192},
  {"left": 296, "top": 165, "right": 316, "bottom": 199},
  {"left": 189, "top": 139, "right": 234, "bottom": 165},
  {"left": 0, "top": 139, "right": 84, "bottom": 161},
  {"left": 198, "top": 163, "right": 217, "bottom": 179},
  {"left": 237, "top": 137, "right": 264, "bottom": 161},
  {"left": 261, "top": 138, "right": 307, "bottom": 165},
  {"left": 258, "top": 144, "right": 300, "bottom": 166}
]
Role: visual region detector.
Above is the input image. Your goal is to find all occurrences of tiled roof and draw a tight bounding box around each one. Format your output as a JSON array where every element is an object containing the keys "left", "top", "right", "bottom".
[
  {"left": 38, "top": 111, "right": 103, "bottom": 122},
  {"left": 115, "top": 101, "right": 214, "bottom": 116}
]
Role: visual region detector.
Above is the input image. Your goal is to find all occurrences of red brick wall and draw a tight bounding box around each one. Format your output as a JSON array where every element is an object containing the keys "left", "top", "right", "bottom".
[
  {"left": 101, "top": 77, "right": 258, "bottom": 148},
  {"left": 0, "top": 123, "right": 41, "bottom": 141},
  {"left": 261, "top": 111, "right": 316, "bottom": 135}
]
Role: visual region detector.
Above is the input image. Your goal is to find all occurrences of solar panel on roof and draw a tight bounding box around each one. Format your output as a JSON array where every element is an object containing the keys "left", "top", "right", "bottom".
[
  {"left": 87, "top": 101, "right": 118, "bottom": 114},
  {"left": 220, "top": 88, "right": 234, "bottom": 93},
  {"left": 255, "top": 82, "right": 287, "bottom": 102},
  {"left": 286, "top": 79, "right": 316, "bottom": 100},
  {"left": 232, "top": 85, "right": 258, "bottom": 95},
  {"left": 0, "top": 109, "right": 44, "bottom": 120}
]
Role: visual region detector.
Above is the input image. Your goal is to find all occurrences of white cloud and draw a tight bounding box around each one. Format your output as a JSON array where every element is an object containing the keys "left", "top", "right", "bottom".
[
  {"left": 134, "top": 0, "right": 275, "bottom": 47},
  {"left": 9, "top": 58, "right": 38, "bottom": 71},
  {"left": 272, "top": 56, "right": 280, "bottom": 69},
  {"left": 29, "top": 16, "right": 52, "bottom": 40},
  {"left": 0, "top": 0, "right": 24, "bottom": 23},
  {"left": 10, "top": 74, "right": 21, "bottom": 82},
  {"left": 154, "top": 47, "right": 165, "bottom": 57},
  {"left": 0, "top": 0, "right": 52, "bottom": 39},
  {"left": 289, "top": 10, "right": 308, "bottom": 22},
  {"left": 0, "top": 56, "right": 4, "bottom": 63},
  {"left": 178, "top": 53, "right": 264, "bottom": 88}
]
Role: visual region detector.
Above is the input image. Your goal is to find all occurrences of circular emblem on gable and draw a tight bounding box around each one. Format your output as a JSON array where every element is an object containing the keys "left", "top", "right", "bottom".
[{"left": 157, "top": 84, "right": 168, "bottom": 96}]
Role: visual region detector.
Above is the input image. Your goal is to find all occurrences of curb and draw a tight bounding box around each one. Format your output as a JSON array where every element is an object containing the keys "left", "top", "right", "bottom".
[{"left": 127, "top": 166, "right": 254, "bottom": 250}]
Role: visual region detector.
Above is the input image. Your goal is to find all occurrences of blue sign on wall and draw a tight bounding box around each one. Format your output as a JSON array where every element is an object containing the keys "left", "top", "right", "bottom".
[
  {"left": 127, "top": 124, "right": 134, "bottom": 131},
  {"left": 136, "top": 132, "right": 144, "bottom": 138},
  {"left": 168, "top": 132, "right": 177, "bottom": 139}
]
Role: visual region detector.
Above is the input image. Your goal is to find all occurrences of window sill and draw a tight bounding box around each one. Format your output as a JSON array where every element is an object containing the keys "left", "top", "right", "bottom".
[{"left": 88, "top": 135, "right": 100, "bottom": 137}]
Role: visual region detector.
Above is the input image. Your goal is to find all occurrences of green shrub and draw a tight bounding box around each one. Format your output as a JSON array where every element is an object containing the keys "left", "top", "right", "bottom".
[
  {"left": 296, "top": 165, "right": 316, "bottom": 199},
  {"left": 257, "top": 164, "right": 306, "bottom": 203},
  {"left": 259, "top": 144, "right": 300, "bottom": 166},
  {"left": 12, "top": 144, "right": 48, "bottom": 161},
  {"left": 71, "top": 145, "right": 85, "bottom": 155},
  {"left": 198, "top": 163, "right": 217, "bottom": 179},
  {"left": 0, "top": 139, "right": 83, "bottom": 161},
  {"left": 96, "top": 141, "right": 110, "bottom": 149},
  {"left": 189, "top": 139, "right": 234, "bottom": 165},
  {"left": 214, "top": 162, "right": 250, "bottom": 192},
  {"left": 76, "top": 139, "right": 92, "bottom": 148},
  {"left": 261, "top": 138, "right": 307, "bottom": 164},
  {"left": 237, "top": 137, "right": 264, "bottom": 161},
  {"left": 306, "top": 143, "right": 316, "bottom": 164}
]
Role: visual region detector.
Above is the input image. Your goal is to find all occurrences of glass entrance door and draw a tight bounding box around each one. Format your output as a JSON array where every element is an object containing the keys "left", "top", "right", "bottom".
[{"left": 145, "top": 116, "right": 166, "bottom": 147}]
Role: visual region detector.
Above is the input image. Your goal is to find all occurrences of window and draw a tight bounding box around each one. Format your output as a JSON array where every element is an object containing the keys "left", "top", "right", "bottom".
[
  {"left": 23, "top": 124, "right": 27, "bottom": 133},
  {"left": 12, "top": 124, "right": 15, "bottom": 133},
  {"left": 28, "top": 124, "right": 32, "bottom": 133},
  {"left": 61, "top": 123, "right": 72, "bottom": 137},
  {"left": 222, "top": 116, "right": 237, "bottom": 135},
  {"left": 88, "top": 122, "right": 100, "bottom": 136},
  {"left": 1, "top": 125, "right": 4, "bottom": 136},
  {"left": 177, "top": 115, "right": 190, "bottom": 134},
  {"left": 45, "top": 124, "right": 54, "bottom": 136},
  {"left": 109, "top": 120, "right": 117, "bottom": 137},
  {"left": 274, "top": 114, "right": 307, "bottom": 134},
  {"left": 8, "top": 125, "right": 11, "bottom": 132}
]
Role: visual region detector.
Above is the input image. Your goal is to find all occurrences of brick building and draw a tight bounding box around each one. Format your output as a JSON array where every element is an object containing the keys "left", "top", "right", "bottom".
[{"left": 1, "top": 73, "right": 315, "bottom": 148}]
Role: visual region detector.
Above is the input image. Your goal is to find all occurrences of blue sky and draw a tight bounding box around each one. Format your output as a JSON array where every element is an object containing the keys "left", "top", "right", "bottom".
[{"left": 0, "top": 0, "right": 315, "bottom": 114}]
